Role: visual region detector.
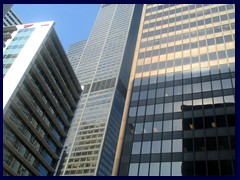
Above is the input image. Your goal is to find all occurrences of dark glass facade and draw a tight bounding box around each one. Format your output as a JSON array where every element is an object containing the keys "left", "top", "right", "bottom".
[
  {"left": 3, "top": 24, "right": 82, "bottom": 176},
  {"left": 118, "top": 4, "right": 235, "bottom": 176}
]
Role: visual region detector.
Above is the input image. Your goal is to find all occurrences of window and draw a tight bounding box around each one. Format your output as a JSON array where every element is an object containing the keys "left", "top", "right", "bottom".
[
  {"left": 193, "top": 83, "right": 201, "bottom": 93},
  {"left": 222, "top": 79, "right": 232, "bottom": 89},
  {"left": 151, "top": 141, "right": 161, "bottom": 154},
  {"left": 155, "top": 104, "right": 163, "bottom": 114},
  {"left": 172, "top": 162, "right": 182, "bottom": 176},
  {"left": 209, "top": 52, "right": 217, "bottom": 60},
  {"left": 148, "top": 89, "right": 156, "bottom": 99},
  {"left": 144, "top": 122, "right": 153, "bottom": 133},
  {"left": 146, "top": 105, "right": 154, "bottom": 115},
  {"left": 224, "top": 95, "right": 234, "bottom": 103},
  {"left": 183, "top": 84, "right": 192, "bottom": 94},
  {"left": 174, "top": 85, "right": 182, "bottom": 95},
  {"left": 165, "top": 87, "right": 173, "bottom": 96},
  {"left": 129, "top": 163, "right": 139, "bottom": 176},
  {"left": 174, "top": 101, "right": 182, "bottom": 112},
  {"left": 202, "top": 82, "right": 211, "bottom": 92},
  {"left": 227, "top": 49, "right": 235, "bottom": 57},
  {"left": 153, "top": 121, "right": 162, "bottom": 133},
  {"left": 129, "top": 107, "right": 137, "bottom": 117},
  {"left": 131, "top": 92, "right": 139, "bottom": 101},
  {"left": 161, "top": 162, "right": 171, "bottom": 176},
  {"left": 135, "top": 123, "right": 143, "bottom": 134},
  {"left": 141, "top": 141, "right": 151, "bottom": 154},
  {"left": 132, "top": 142, "right": 141, "bottom": 154},
  {"left": 156, "top": 89, "right": 164, "bottom": 98},
  {"left": 149, "top": 163, "right": 160, "bottom": 176},
  {"left": 164, "top": 103, "right": 173, "bottom": 113},
  {"left": 162, "top": 140, "right": 171, "bottom": 153},
  {"left": 173, "top": 139, "right": 182, "bottom": 152},
  {"left": 163, "top": 120, "right": 172, "bottom": 132},
  {"left": 140, "top": 91, "right": 147, "bottom": 100},
  {"left": 212, "top": 80, "right": 221, "bottom": 90},
  {"left": 137, "top": 106, "right": 145, "bottom": 116},
  {"left": 139, "top": 163, "right": 149, "bottom": 176},
  {"left": 173, "top": 119, "right": 182, "bottom": 131},
  {"left": 218, "top": 50, "right": 227, "bottom": 59}
]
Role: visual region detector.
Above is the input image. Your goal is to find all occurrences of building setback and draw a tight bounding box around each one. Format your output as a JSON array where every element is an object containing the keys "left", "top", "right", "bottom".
[
  {"left": 116, "top": 4, "right": 235, "bottom": 176},
  {"left": 57, "top": 4, "right": 143, "bottom": 176},
  {"left": 3, "top": 21, "right": 82, "bottom": 176}
]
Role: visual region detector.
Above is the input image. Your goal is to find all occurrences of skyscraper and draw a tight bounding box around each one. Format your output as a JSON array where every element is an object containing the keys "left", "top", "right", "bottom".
[
  {"left": 115, "top": 4, "right": 235, "bottom": 176},
  {"left": 58, "top": 4, "right": 143, "bottom": 176},
  {"left": 3, "top": 4, "right": 13, "bottom": 17},
  {"left": 3, "top": 21, "right": 82, "bottom": 176},
  {"left": 3, "top": 8, "right": 22, "bottom": 27}
]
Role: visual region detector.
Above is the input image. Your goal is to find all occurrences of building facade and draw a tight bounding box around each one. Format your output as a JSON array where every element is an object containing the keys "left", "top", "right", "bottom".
[
  {"left": 57, "top": 4, "right": 143, "bottom": 176},
  {"left": 3, "top": 21, "right": 82, "bottom": 176},
  {"left": 3, "top": 4, "right": 13, "bottom": 17},
  {"left": 116, "top": 4, "right": 235, "bottom": 176}
]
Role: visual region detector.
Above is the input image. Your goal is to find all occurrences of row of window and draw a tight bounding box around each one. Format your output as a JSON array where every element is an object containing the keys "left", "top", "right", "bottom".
[
  {"left": 137, "top": 53, "right": 234, "bottom": 75},
  {"left": 141, "top": 12, "right": 235, "bottom": 39},
  {"left": 144, "top": 4, "right": 234, "bottom": 29},
  {"left": 4, "top": 148, "right": 33, "bottom": 176},
  {"left": 131, "top": 135, "right": 234, "bottom": 155},
  {"left": 134, "top": 63, "right": 235, "bottom": 86},
  {"left": 132, "top": 78, "right": 234, "bottom": 101},
  {"left": 132, "top": 113, "right": 234, "bottom": 135},
  {"left": 128, "top": 160, "right": 234, "bottom": 176},
  {"left": 4, "top": 125, "right": 48, "bottom": 175},
  {"left": 139, "top": 35, "right": 234, "bottom": 59},
  {"left": 129, "top": 94, "right": 234, "bottom": 117},
  {"left": 145, "top": 4, "right": 234, "bottom": 21},
  {"left": 140, "top": 23, "right": 234, "bottom": 49}
]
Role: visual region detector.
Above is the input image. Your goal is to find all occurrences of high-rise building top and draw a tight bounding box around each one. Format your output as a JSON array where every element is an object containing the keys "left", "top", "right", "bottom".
[
  {"left": 3, "top": 8, "right": 22, "bottom": 27},
  {"left": 3, "top": 4, "right": 13, "bottom": 17},
  {"left": 58, "top": 4, "right": 143, "bottom": 176},
  {"left": 67, "top": 40, "right": 87, "bottom": 71},
  {"left": 116, "top": 4, "right": 235, "bottom": 176},
  {"left": 3, "top": 21, "right": 82, "bottom": 176}
]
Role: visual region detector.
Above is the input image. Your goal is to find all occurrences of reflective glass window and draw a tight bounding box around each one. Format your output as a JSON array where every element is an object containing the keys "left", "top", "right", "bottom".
[
  {"left": 151, "top": 141, "right": 161, "bottom": 154},
  {"left": 149, "top": 163, "right": 160, "bottom": 176},
  {"left": 173, "top": 119, "right": 182, "bottom": 131},
  {"left": 135, "top": 123, "right": 143, "bottom": 134},
  {"left": 139, "top": 163, "right": 149, "bottom": 176},
  {"left": 148, "top": 89, "right": 156, "bottom": 99},
  {"left": 164, "top": 103, "right": 173, "bottom": 113},
  {"left": 165, "top": 87, "right": 173, "bottom": 97},
  {"left": 183, "top": 84, "right": 192, "bottom": 94},
  {"left": 202, "top": 82, "right": 211, "bottom": 92},
  {"left": 161, "top": 162, "right": 171, "bottom": 176},
  {"left": 173, "top": 139, "right": 183, "bottom": 152},
  {"left": 129, "top": 107, "right": 137, "bottom": 117},
  {"left": 162, "top": 140, "right": 171, "bottom": 153},
  {"left": 141, "top": 141, "right": 151, "bottom": 154},
  {"left": 212, "top": 80, "right": 221, "bottom": 90},
  {"left": 155, "top": 104, "right": 163, "bottom": 114},
  {"left": 131, "top": 92, "right": 139, "bottom": 101},
  {"left": 174, "top": 85, "right": 182, "bottom": 96},
  {"left": 193, "top": 83, "right": 201, "bottom": 93},
  {"left": 132, "top": 142, "right": 141, "bottom": 154},
  {"left": 163, "top": 120, "right": 172, "bottom": 132},
  {"left": 137, "top": 106, "right": 145, "bottom": 116},
  {"left": 153, "top": 121, "right": 162, "bottom": 133},
  {"left": 174, "top": 101, "right": 182, "bottom": 112},
  {"left": 222, "top": 79, "right": 232, "bottom": 89},
  {"left": 129, "top": 163, "right": 139, "bottom": 176},
  {"left": 172, "top": 162, "right": 182, "bottom": 176},
  {"left": 144, "top": 122, "right": 153, "bottom": 134}
]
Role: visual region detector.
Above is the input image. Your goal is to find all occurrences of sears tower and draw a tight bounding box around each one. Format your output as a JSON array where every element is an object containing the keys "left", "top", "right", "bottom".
[{"left": 57, "top": 4, "right": 143, "bottom": 176}]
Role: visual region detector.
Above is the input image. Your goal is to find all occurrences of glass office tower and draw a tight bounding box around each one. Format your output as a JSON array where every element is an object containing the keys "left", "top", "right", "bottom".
[
  {"left": 117, "top": 4, "right": 235, "bottom": 176},
  {"left": 58, "top": 4, "right": 143, "bottom": 176},
  {"left": 3, "top": 21, "right": 82, "bottom": 176}
]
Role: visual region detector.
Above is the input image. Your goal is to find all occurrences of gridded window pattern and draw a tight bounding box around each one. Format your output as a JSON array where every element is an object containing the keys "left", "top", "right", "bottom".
[
  {"left": 119, "top": 4, "right": 235, "bottom": 176},
  {"left": 3, "top": 28, "right": 35, "bottom": 77}
]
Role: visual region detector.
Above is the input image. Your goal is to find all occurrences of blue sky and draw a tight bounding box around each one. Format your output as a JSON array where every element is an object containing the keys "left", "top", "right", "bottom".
[{"left": 13, "top": 4, "right": 100, "bottom": 51}]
